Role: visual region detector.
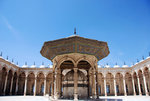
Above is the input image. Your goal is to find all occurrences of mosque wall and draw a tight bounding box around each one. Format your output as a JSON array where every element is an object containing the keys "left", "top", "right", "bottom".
[{"left": 0, "top": 56, "right": 150, "bottom": 98}]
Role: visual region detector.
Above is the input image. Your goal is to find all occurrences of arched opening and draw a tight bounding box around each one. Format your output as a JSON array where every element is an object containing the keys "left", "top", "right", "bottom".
[
  {"left": 138, "top": 70, "right": 145, "bottom": 95},
  {"left": 12, "top": 72, "right": 17, "bottom": 95},
  {"left": 6, "top": 70, "right": 13, "bottom": 95},
  {"left": 27, "top": 72, "right": 35, "bottom": 95},
  {"left": 143, "top": 67, "right": 150, "bottom": 95},
  {"left": 0, "top": 67, "right": 7, "bottom": 95},
  {"left": 61, "top": 60, "right": 74, "bottom": 99},
  {"left": 77, "top": 60, "right": 90, "bottom": 99},
  {"left": 133, "top": 72, "right": 139, "bottom": 95},
  {"left": 36, "top": 72, "right": 45, "bottom": 96},
  {"left": 115, "top": 73, "right": 124, "bottom": 96},
  {"left": 125, "top": 73, "right": 133, "bottom": 95},
  {"left": 46, "top": 73, "right": 52, "bottom": 96},
  {"left": 98, "top": 73, "right": 104, "bottom": 96},
  {"left": 106, "top": 73, "right": 114, "bottom": 96},
  {"left": 18, "top": 72, "right": 25, "bottom": 95}
]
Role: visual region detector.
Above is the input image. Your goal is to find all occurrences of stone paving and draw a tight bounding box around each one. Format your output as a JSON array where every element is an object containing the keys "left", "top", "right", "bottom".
[{"left": 0, "top": 96, "right": 150, "bottom": 101}]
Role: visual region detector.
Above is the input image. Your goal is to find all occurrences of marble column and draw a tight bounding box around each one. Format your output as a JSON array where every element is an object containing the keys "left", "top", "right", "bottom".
[
  {"left": 143, "top": 74, "right": 148, "bottom": 96},
  {"left": 44, "top": 76, "right": 46, "bottom": 96},
  {"left": 131, "top": 75, "right": 136, "bottom": 95},
  {"left": 96, "top": 72, "right": 99, "bottom": 99},
  {"left": 24, "top": 75, "right": 28, "bottom": 96},
  {"left": 123, "top": 76, "right": 127, "bottom": 96},
  {"left": 137, "top": 76, "right": 142, "bottom": 95},
  {"left": 114, "top": 78, "right": 117, "bottom": 96},
  {"left": 9, "top": 74, "right": 14, "bottom": 95},
  {"left": 52, "top": 72, "right": 54, "bottom": 98},
  {"left": 15, "top": 76, "right": 18, "bottom": 95},
  {"left": 104, "top": 76, "right": 107, "bottom": 96},
  {"left": 3, "top": 72, "right": 8, "bottom": 95},
  {"left": 74, "top": 68, "right": 78, "bottom": 101},
  {"left": 54, "top": 72, "right": 57, "bottom": 99},
  {"left": 92, "top": 69, "right": 96, "bottom": 99},
  {"left": 34, "top": 76, "right": 37, "bottom": 96}
]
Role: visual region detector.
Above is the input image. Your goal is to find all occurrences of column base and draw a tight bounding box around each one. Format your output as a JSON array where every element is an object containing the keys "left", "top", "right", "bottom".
[
  {"left": 92, "top": 94, "right": 97, "bottom": 99},
  {"left": 146, "top": 92, "right": 149, "bottom": 96},
  {"left": 139, "top": 93, "right": 142, "bottom": 96},
  {"left": 74, "top": 93, "right": 78, "bottom": 101}
]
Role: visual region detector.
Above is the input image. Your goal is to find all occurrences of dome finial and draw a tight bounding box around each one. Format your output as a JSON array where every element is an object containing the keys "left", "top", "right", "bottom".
[
  {"left": 6, "top": 56, "right": 8, "bottom": 60},
  {"left": 137, "top": 59, "right": 139, "bottom": 62},
  {"left": 115, "top": 62, "right": 117, "bottom": 65},
  {"left": 42, "top": 62, "right": 44, "bottom": 65},
  {"left": 142, "top": 56, "right": 144, "bottom": 60},
  {"left": 124, "top": 61, "right": 126, "bottom": 65},
  {"left": 0, "top": 52, "right": 2, "bottom": 57},
  {"left": 74, "top": 27, "right": 76, "bottom": 35},
  {"left": 12, "top": 59, "right": 14, "bottom": 63},
  {"left": 25, "top": 62, "right": 27, "bottom": 65}
]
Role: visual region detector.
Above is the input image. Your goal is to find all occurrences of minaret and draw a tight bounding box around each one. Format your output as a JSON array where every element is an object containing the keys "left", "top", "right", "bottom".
[{"left": 74, "top": 28, "right": 76, "bottom": 35}]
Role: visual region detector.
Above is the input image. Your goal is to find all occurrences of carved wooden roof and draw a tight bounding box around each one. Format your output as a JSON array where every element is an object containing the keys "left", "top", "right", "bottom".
[{"left": 40, "top": 36, "right": 110, "bottom": 61}]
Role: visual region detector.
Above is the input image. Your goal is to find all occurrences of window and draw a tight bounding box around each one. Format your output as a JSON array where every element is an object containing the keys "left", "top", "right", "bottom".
[
  {"left": 116, "top": 85, "right": 119, "bottom": 93},
  {"left": 41, "top": 84, "right": 44, "bottom": 94},
  {"left": 106, "top": 85, "right": 110, "bottom": 94},
  {"left": 140, "top": 84, "right": 143, "bottom": 94},
  {"left": 32, "top": 85, "right": 35, "bottom": 93},
  {"left": 98, "top": 86, "right": 101, "bottom": 94},
  {"left": 126, "top": 85, "right": 128, "bottom": 94}
]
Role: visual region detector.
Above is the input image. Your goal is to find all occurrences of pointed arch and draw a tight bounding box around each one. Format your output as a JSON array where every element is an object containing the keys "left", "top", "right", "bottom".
[{"left": 18, "top": 72, "right": 25, "bottom": 95}]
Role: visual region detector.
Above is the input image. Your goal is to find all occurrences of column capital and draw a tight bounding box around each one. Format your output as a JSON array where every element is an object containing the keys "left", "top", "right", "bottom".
[{"left": 73, "top": 68, "right": 78, "bottom": 72}]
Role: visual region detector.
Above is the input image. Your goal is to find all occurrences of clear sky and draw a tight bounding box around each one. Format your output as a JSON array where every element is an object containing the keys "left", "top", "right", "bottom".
[{"left": 0, "top": 0, "right": 150, "bottom": 67}]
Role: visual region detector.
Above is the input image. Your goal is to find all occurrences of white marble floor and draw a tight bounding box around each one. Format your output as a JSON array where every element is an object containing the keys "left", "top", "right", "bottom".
[{"left": 0, "top": 96, "right": 150, "bottom": 101}]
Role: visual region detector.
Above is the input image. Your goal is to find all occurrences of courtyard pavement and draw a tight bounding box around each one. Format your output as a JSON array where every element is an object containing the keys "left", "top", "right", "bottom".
[{"left": 0, "top": 96, "right": 150, "bottom": 101}]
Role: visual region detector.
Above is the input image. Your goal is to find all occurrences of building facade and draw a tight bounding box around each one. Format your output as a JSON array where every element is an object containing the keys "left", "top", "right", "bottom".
[{"left": 0, "top": 35, "right": 150, "bottom": 100}]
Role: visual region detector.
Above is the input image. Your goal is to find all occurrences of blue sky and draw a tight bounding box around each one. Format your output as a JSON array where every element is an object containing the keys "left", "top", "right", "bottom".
[{"left": 0, "top": 0, "right": 150, "bottom": 67}]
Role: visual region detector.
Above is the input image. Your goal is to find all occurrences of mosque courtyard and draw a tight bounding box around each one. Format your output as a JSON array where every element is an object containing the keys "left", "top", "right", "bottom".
[{"left": 0, "top": 96, "right": 150, "bottom": 101}]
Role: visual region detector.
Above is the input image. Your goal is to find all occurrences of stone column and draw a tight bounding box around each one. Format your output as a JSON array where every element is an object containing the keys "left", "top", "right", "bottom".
[
  {"left": 92, "top": 69, "right": 96, "bottom": 99},
  {"left": 3, "top": 72, "right": 8, "bottom": 95},
  {"left": 54, "top": 72, "right": 58, "bottom": 99},
  {"left": 24, "top": 75, "right": 28, "bottom": 96},
  {"left": 137, "top": 76, "right": 142, "bottom": 96},
  {"left": 131, "top": 75, "right": 136, "bottom": 95},
  {"left": 15, "top": 76, "right": 19, "bottom": 95},
  {"left": 34, "top": 75, "right": 37, "bottom": 96},
  {"left": 96, "top": 72, "right": 99, "bottom": 99},
  {"left": 74, "top": 68, "right": 78, "bottom": 101},
  {"left": 44, "top": 75, "right": 47, "bottom": 96},
  {"left": 143, "top": 74, "right": 148, "bottom": 96},
  {"left": 57, "top": 69, "right": 61, "bottom": 98},
  {"left": 52, "top": 72, "right": 54, "bottom": 98},
  {"left": 10, "top": 74, "right": 14, "bottom": 95},
  {"left": 104, "top": 76, "right": 107, "bottom": 96},
  {"left": 114, "top": 78, "right": 117, "bottom": 96},
  {"left": 123, "top": 76, "right": 127, "bottom": 96}
]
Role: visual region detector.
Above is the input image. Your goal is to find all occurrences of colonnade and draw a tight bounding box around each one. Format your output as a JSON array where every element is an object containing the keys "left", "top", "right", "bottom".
[
  {"left": 97, "top": 68, "right": 150, "bottom": 97},
  {"left": 0, "top": 66, "right": 150, "bottom": 98}
]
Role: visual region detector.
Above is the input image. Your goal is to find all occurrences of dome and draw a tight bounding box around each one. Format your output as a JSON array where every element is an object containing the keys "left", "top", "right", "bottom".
[
  {"left": 98, "top": 65, "right": 102, "bottom": 68},
  {"left": 114, "top": 65, "right": 120, "bottom": 68},
  {"left": 49, "top": 65, "right": 53, "bottom": 68},
  {"left": 122, "top": 65, "right": 129, "bottom": 68},
  {"left": 105, "top": 65, "right": 110, "bottom": 68},
  {"left": 40, "top": 65, "right": 45, "bottom": 68},
  {"left": 146, "top": 56, "right": 150, "bottom": 59},
  {"left": 30, "top": 65, "right": 36, "bottom": 68},
  {"left": 22, "top": 65, "right": 28, "bottom": 68}
]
